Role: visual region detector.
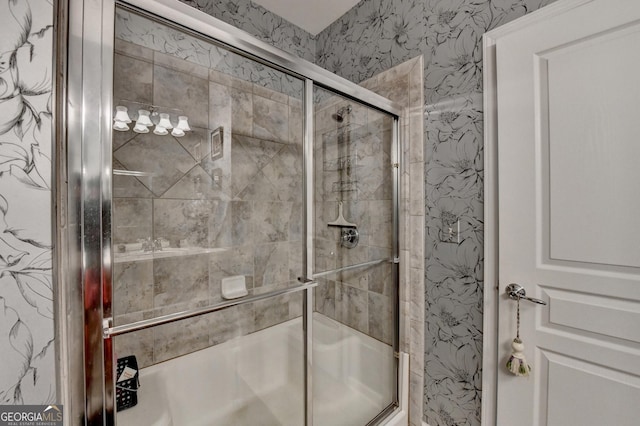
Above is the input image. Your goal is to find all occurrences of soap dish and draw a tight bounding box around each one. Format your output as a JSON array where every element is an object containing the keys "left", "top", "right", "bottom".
[{"left": 221, "top": 275, "right": 248, "bottom": 299}]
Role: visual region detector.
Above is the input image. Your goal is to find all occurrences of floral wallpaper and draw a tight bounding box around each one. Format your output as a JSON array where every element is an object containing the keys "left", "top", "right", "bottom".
[
  {"left": 179, "top": 0, "right": 316, "bottom": 62},
  {"left": 317, "top": 0, "right": 555, "bottom": 425},
  {"left": 0, "top": 0, "right": 55, "bottom": 405},
  {"left": 0, "top": 0, "right": 563, "bottom": 418},
  {"left": 115, "top": 7, "right": 306, "bottom": 99}
]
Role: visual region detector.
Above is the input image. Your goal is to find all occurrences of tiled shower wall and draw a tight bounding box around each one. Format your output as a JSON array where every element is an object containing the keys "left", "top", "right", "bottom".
[
  {"left": 312, "top": 95, "right": 395, "bottom": 346},
  {"left": 112, "top": 38, "right": 304, "bottom": 367},
  {"left": 0, "top": 0, "right": 55, "bottom": 404},
  {"left": 316, "top": 0, "right": 556, "bottom": 425},
  {"left": 312, "top": 57, "right": 426, "bottom": 424}
]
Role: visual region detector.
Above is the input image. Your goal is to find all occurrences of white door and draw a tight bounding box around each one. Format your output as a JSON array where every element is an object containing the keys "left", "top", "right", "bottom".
[{"left": 486, "top": 0, "right": 640, "bottom": 424}]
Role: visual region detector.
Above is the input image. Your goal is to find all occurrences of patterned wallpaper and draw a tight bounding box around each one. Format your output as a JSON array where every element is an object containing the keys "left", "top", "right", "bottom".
[
  {"left": 316, "top": 0, "right": 555, "bottom": 425},
  {"left": 0, "top": 0, "right": 562, "bottom": 420},
  {"left": 0, "top": 0, "right": 55, "bottom": 404},
  {"left": 179, "top": 0, "right": 316, "bottom": 62},
  {"left": 115, "top": 8, "right": 305, "bottom": 98}
]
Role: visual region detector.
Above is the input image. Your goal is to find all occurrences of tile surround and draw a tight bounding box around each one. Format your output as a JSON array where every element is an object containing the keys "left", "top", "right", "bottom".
[
  {"left": 311, "top": 72, "right": 419, "bottom": 358},
  {"left": 114, "top": 53, "right": 153, "bottom": 105},
  {"left": 112, "top": 35, "right": 421, "bottom": 400},
  {"left": 112, "top": 260, "right": 154, "bottom": 317},
  {"left": 253, "top": 95, "right": 289, "bottom": 142},
  {"left": 153, "top": 65, "right": 210, "bottom": 128},
  {"left": 0, "top": 0, "right": 431, "bottom": 413},
  {"left": 253, "top": 242, "right": 290, "bottom": 288},
  {"left": 112, "top": 36, "right": 305, "bottom": 368},
  {"left": 114, "top": 132, "right": 197, "bottom": 197},
  {"left": 113, "top": 198, "right": 153, "bottom": 244}
]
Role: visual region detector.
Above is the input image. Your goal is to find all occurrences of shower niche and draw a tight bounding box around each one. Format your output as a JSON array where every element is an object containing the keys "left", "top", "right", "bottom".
[{"left": 97, "top": 1, "right": 401, "bottom": 425}]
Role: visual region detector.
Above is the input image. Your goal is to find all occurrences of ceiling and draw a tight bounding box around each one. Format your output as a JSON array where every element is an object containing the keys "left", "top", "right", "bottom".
[{"left": 251, "top": 0, "right": 361, "bottom": 35}]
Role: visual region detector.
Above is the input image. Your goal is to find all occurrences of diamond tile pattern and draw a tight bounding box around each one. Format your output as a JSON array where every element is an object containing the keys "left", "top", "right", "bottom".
[{"left": 114, "top": 132, "right": 196, "bottom": 197}]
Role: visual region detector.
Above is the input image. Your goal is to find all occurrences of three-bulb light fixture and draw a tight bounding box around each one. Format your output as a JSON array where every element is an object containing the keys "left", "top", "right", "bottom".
[{"left": 113, "top": 105, "right": 191, "bottom": 137}]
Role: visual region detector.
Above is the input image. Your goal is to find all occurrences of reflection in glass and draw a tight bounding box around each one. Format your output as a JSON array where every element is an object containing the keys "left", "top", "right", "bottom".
[
  {"left": 112, "top": 5, "right": 305, "bottom": 424},
  {"left": 109, "top": 5, "right": 398, "bottom": 425}
]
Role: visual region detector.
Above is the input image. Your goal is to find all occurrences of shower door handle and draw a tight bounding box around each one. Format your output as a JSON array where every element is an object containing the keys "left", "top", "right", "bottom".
[{"left": 505, "top": 283, "right": 547, "bottom": 305}]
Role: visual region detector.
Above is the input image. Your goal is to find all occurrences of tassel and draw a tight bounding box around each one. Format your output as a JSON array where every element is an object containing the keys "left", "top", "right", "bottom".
[
  {"left": 506, "top": 338, "right": 531, "bottom": 377},
  {"left": 506, "top": 296, "right": 532, "bottom": 376}
]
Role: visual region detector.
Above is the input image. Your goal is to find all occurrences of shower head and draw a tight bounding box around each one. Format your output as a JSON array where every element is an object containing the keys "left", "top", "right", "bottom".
[{"left": 332, "top": 105, "right": 352, "bottom": 122}]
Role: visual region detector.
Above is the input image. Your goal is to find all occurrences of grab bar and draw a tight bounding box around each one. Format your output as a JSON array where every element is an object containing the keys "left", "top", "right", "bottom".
[
  {"left": 103, "top": 281, "right": 317, "bottom": 338},
  {"left": 312, "top": 257, "right": 394, "bottom": 279}
]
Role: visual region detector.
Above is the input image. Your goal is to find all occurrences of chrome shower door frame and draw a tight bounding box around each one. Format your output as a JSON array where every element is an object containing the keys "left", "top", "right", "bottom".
[
  {"left": 61, "top": 0, "right": 403, "bottom": 424},
  {"left": 63, "top": 0, "right": 116, "bottom": 423}
]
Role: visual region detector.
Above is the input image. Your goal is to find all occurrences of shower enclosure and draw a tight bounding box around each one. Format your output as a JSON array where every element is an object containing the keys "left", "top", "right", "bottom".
[{"left": 63, "top": 0, "right": 403, "bottom": 424}]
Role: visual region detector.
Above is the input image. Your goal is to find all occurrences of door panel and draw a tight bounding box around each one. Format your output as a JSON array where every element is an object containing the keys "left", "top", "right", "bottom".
[
  {"left": 544, "top": 23, "right": 640, "bottom": 268},
  {"left": 490, "top": 0, "right": 640, "bottom": 424},
  {"left": 545, "top": 352, "right": 640, "bottom": 426},
  {"left": 545, "top": 288, "right": 640, "bottom": 343}
]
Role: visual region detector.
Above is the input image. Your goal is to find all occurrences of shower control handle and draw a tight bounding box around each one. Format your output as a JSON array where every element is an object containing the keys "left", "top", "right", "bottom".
[
  {"left": 505, "top": 283, "right": 547, "bottom": 305},
  {"left": 340, "top": 227, "right": 359, "bottom": 249}
]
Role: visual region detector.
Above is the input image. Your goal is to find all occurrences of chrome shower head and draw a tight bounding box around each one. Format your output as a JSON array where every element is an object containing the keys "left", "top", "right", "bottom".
[{"left": 332, "top": 105, "right": 352, "bottom": 122}]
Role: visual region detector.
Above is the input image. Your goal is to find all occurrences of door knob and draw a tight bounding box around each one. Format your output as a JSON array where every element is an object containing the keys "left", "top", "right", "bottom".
[{"left": 505, "top": 283, "right": 547, "bottom": 305}]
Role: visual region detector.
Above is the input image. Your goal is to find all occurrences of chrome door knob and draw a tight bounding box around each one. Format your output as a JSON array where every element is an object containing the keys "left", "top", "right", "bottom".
[{"left": 505, "top": 283, "right": 547, "bottom": 305}]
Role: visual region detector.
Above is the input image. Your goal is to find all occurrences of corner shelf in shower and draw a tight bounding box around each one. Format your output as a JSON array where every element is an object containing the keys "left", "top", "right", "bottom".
[{"left": 114, "top": 247, "right": 227, "bottom": 263}]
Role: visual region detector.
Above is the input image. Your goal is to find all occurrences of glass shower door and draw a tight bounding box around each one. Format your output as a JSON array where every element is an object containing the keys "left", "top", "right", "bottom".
[
  {"left": 110, "top": 5, "right": 307, "bottom": 425},
  {"left": 312, "top": 87, "right": 398, "bottom": 425}
]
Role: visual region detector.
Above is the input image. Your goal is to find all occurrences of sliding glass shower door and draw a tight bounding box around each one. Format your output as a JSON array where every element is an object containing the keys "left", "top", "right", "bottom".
[
  {"left": 70, "top": 0, "right": 402, "bottom": 424},
  {"left": 110, "top": 5, "right": 307, "bottom": 424},
  {"left": 312, "top": 87, "right": 397, "bottom": 425}
]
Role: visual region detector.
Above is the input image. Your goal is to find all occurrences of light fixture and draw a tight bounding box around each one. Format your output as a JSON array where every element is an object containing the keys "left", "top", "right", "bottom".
[
  {"left": 153, "top": 125, "right": 168, "bottom": 136},
  {"left": 114, "top": 106, "right": 131, "bottom": 123},
  {"left": 133, "top": 122, "right": 150, "bottom": 133},
  {"left": 136, "top": 109, "right": 153, "bottom": 126},
  {"left": 113, "top": 120, "right": 129, "bottom": 132},
  {"left": 157, "top": 113, "right": 173, "bottom": 129},
  {"left": 133, "top": 109, "right": 152, "bottom": 133},
  {"left": 114, "top": 102, "right": 190, "bottom": 137},
  {"left": 176, "top": 116, "right": 191, "bottom": 132}
]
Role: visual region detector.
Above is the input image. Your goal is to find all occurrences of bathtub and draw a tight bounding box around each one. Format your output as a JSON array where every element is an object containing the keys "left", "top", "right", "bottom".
[{"left": 117, "top": 313, "right": 407, "bottom": 425}]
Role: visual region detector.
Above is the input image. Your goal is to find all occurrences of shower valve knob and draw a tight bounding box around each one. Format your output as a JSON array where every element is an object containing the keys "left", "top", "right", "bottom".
[{"left": 340, "top": 227, "right": 359, "bottom": 249}]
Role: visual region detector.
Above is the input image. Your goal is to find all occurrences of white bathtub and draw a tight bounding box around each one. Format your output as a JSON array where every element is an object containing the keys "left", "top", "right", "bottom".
[{"left": 117, "top": 313, "right": 407, "bottom": 425}]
